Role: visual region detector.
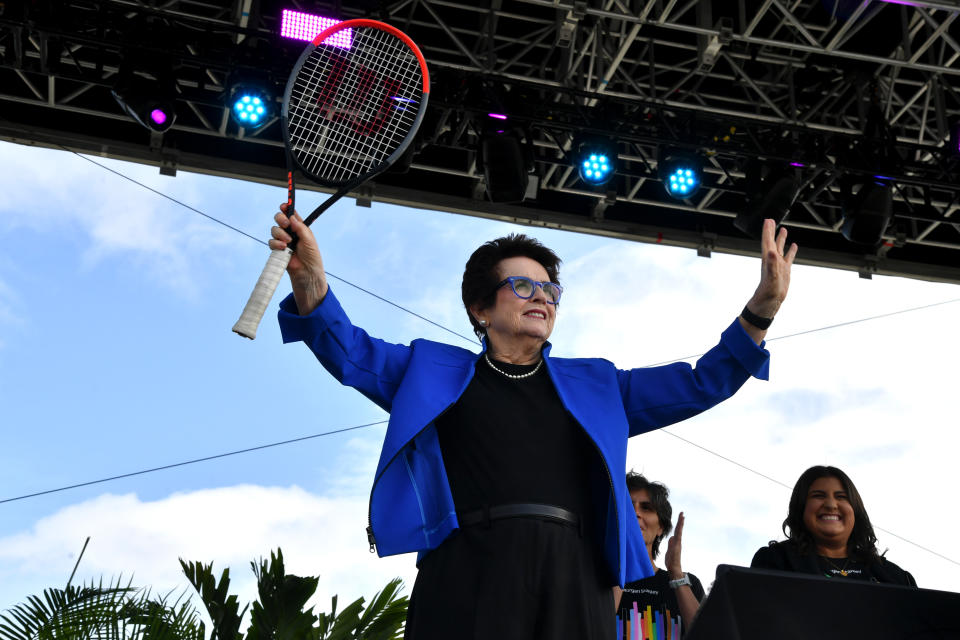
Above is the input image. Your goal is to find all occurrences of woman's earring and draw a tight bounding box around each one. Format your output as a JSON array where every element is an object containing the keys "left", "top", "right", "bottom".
[{"left": 478, "top": 319, "right": 488, "bottom": 327}]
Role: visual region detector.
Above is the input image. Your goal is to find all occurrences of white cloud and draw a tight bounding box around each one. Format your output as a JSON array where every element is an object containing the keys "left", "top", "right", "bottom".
[
  {"left": 0, "top": 142, "right": 268, "bottom": 296},
  {"left": 324, "top": 430, "right": 390, "bottom": 498},
  {"left": 0, "top": 486, "right": 419, "bottom": 624}
]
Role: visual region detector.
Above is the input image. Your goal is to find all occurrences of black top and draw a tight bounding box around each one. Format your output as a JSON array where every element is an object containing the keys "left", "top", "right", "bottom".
[
  {"left": 435, "top": 355, "right": 600, "bottom": 528},
  {"left": 618, "top": 569, "right": 705, "bottom": 639},
  {"left": 751, "top": 541, "right": 917, "bottom": 586}
]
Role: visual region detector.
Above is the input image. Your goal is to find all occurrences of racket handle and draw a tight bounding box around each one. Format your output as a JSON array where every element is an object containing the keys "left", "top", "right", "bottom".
[{"left": 232, "top": 248, "right": 294, "bottom": 340}]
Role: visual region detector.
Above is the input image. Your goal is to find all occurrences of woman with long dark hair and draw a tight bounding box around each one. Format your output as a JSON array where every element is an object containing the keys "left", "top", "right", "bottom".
[{"left": 751, "top": 465, "right": 915, "bottom": 585}]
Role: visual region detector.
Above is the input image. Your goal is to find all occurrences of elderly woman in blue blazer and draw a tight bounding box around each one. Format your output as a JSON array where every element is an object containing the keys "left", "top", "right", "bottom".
[{"left": 270, "top": 206, "right": 797, "bottom": 640}]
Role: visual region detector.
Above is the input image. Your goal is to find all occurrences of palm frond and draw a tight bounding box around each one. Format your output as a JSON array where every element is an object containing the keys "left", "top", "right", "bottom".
[
  {"left": 246, "top": 550, "right": 318, "bottom": 640},
  {"left": 353, "top": 579, "right": 407, "bottom": 640},
  {"left": 0, "top": 576, "right": 204, "bottom": 640},
  {"left": 180, "top": 559, "right": 245, "bottom": 640}
]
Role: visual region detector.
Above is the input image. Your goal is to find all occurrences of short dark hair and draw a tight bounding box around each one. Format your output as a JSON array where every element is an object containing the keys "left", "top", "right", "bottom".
[
  {"left": 782, "top": 465, "right": 879, "bottom": 562},
  {"left": 626, "top": 471, "right": 674, "bottom": 560},
  {"left": 461, "top": 233, "right": 562, "bottom": 340}
]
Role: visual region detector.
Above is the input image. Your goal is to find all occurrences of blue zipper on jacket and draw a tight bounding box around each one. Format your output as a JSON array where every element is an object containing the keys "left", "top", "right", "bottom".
[
  {"left": 366, "top": 416, "right": 438, "bottom": 553},
  {"left": 366, "top": 353, "right": 480, "bottom": 553}
]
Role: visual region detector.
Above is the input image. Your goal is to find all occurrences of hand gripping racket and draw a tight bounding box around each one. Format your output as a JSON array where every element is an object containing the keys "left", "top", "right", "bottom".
[{"left": 233, "top": 19, "right": 430, "bottom": 339}]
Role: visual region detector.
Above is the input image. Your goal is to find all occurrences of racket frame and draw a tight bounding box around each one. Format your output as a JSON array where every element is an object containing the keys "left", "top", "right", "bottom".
[
  {"left": 232, "top": 19, "right": 430, "bottom": 340},
  {"left": 283, "top": 19, "right": 431, "bottom": 227}
]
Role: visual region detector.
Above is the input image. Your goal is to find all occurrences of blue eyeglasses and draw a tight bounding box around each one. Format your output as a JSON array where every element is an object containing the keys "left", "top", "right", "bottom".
[{"left": 495, "top": 276, "right": 563, "bottom": 304}]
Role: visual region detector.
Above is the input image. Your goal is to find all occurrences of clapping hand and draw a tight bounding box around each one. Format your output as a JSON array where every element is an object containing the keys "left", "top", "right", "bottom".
[{"left": 665, "top": 512, "right": 685, "bottom": 579}]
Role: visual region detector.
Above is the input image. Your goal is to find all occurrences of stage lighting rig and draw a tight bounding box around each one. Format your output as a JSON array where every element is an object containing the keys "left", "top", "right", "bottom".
[
  {"left": 478, "top": 122, "right": 533, "bottom": 203},
  {"left": 658, "top": 149, "right": 702, "bottom": 199},
  {"left": 112, "top": 67, "right": 177, "bottom": 134},
  {"left": 841, "top": 178, "right": 893, "bottom": 246},
  {"left": 228, "top": 77, "right": 274, "bottom": 131},
  {"left": 575, "top": 138, "right": 617, "bottom": 186},
  {"left": 279, "top": 9, "right": 345, "bottom": 44},
  {"left": 734, "top": 161, "right": 800, "bottom": 239}
]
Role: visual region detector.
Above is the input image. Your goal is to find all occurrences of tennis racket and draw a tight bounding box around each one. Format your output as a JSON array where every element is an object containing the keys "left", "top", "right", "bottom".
[{"left": 233, "top": 19, "right": 430, "bottom": 339}]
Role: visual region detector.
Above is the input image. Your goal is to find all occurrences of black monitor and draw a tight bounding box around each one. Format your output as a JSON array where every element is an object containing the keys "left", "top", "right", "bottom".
[{"left": 686, "top": 565, "right": 960, "bottom": 640}]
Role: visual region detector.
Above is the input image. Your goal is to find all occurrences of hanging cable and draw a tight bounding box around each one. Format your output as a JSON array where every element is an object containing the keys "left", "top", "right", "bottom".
[
  {"left": 644, "top": 298, "right": 960, "bottom": 367},
  {"left": 0, "top": 420, "right": 387, "bottom": 505},
  {"left": 58, "top": 146, "right": 960, "bottom": 355},
  {"left": 61, "top": 150, "right": 481, "bottom": 347}
]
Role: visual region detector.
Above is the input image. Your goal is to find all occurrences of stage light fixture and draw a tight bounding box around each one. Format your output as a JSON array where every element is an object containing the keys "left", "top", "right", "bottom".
[
  {"left": 575, "top": 140, "right": 617, "bottom": 186},
  {"left": 279, "top": 9, "right": 349, "bottom": 47},
  {"left": 658, "top": 149, "right": 702, "bottom": 199},
  {"left": 734, "top": 162, "right": 800, "bottom": 239},
  {"left": 841, "top": 179, "right": 893, "bottom": 245},
  {"left": 479, "top": 129, "right": 531, "bottom": 203},
  {"left": 229, "top": 84, "right": 273, "bottom": 130},
  {"left": 112, "top": 70, "right": 177, "bottom": 134}
]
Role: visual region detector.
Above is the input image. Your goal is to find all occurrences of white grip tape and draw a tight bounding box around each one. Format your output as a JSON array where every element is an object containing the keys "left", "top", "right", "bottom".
[{"left": 232, "top": 248, "right": 294, "bottom": 340}]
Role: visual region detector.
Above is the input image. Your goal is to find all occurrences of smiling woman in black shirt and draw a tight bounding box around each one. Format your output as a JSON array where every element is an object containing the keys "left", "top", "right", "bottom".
[{"left": 751, "top": 465, "right": 915, "bottom": 586}]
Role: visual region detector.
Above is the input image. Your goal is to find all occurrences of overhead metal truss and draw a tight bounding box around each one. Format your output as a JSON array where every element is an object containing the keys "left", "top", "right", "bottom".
[{"left": 3, "top": 0, "right": 960, "bottom": 283}]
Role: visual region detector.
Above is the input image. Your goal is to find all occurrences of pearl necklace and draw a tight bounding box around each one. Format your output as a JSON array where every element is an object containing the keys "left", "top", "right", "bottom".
[{"left": 484, "top": 353, "right": 543, "bottom": 379}]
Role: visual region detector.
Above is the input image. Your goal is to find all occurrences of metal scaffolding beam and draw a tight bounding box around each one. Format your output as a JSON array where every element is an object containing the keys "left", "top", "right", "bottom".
[{"left": 2, "top": 0, "right": 960, "bottom": 283}]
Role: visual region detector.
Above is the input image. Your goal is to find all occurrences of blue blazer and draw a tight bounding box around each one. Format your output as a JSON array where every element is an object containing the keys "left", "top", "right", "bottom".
[{"left": 279, "top": 288, "right": 770, "bottom": 586}]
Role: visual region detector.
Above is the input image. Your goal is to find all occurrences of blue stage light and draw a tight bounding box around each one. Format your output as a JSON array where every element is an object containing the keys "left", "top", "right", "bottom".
[
  {"left": 576, "top": 144, "right": 616, "bottom": 186},
  {"left": 230, "top": 86, "right": 273, "bottom": 130},
  {"left": 658, "top": 150, "right": 703, "bottom": 199}
]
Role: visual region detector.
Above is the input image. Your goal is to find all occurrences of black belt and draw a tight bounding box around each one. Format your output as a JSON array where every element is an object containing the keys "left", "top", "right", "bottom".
[{"left": 458, "top": 503, "right": 580, "bottom": 528}]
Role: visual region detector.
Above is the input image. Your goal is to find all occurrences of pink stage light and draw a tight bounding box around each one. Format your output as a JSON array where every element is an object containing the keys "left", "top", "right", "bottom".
[{"left": 279, "top": 10, "right": 351, "bottom": 48}]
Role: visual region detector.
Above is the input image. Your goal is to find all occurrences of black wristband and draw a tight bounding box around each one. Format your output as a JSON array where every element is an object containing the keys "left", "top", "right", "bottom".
[{"left": 741, "top": 305, "right": 773, "bottom": 330}]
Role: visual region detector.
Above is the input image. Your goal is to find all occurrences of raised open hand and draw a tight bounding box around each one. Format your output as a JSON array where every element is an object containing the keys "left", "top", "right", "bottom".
[{"left": 746, "top": 219, "right": 798, "bottom": 319}]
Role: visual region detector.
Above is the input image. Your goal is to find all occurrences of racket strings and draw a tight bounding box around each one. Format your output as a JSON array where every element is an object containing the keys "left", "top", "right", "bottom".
[
  {"left": 288, "top": 27, "right": 424, "bottom": 184},
  {"left": 296, "top": 44, "right": 418, "bottom": 180}
]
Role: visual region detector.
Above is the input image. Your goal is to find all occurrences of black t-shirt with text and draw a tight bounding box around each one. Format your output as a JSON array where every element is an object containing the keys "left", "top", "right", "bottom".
[
  {"left": 751, "top": 541, "right": 917, "bottom": 586},
  {"left": 618, "top": 569, "right": 705, "bottom": 639}
]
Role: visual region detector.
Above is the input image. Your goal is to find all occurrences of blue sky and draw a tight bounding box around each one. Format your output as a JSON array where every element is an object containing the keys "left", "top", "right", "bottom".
[{"left": 1, "top": 140, "right": 958, "bottom": 618}]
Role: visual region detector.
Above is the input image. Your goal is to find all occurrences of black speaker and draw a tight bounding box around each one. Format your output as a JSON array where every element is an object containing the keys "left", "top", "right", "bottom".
[
  {"left": 735, "top": 165, "right": 799, "bottom": 239},
  {"left": 480, "top": 134, "right": 529, "bottom": 203},
  {"left": 841, "top": 181, "right": 892, "bottom": 245}
]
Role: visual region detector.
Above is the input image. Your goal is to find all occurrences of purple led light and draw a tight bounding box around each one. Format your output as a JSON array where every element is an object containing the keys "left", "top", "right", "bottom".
[
  {"left": 488, "top": 113, "right": 508, "bottom": 120},
  {"left": 874, "top": 175, "right": 893, "bottom": 181},
  {"left": 150, "top": 109, "right": 168, "bottom": 125},
  {"left": 279, "top": 9, "right": 351, "bottom": 48},
  {"left": 789, "top": 162, "right": 805, "bottom": 167}
]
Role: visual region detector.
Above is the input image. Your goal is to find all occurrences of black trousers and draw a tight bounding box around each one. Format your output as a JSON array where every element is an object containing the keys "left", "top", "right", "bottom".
[{"left": 404, "top": 517, "right": 615, "bottom": 640}]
